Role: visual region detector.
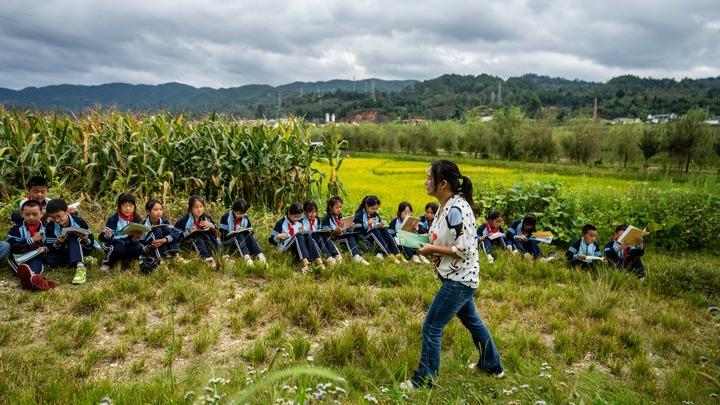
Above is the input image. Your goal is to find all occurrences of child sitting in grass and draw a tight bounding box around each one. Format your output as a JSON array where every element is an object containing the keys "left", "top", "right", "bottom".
[
  {"left": 6, "top": 200, "right": 55, "bottom": 290},
  {"left": 175, "top": 195, "right": 220, "bottom": 269},
  {"left": 44, "top": 199, "right": 96, "bottom": 284},
  {"left": 566, "top": 224, "right": 604, "bottom": 269},
  {"left": 219, "top": 198, "right": 266, "bottom": 267},
  {"left": 303, "top": 200, "right": 342, "bottom": 265},
  {"left": 270, "top": 203, "right": 324, "bottom": 272},
  {"left": 507, "top": 214, "right": 555, "bottom": 262},
  {"left": 99, "top": 193, "right": 144, "bottom": 272},
  {"left": 604, "top": 224, "right": 646, "bottom": 279},
  {"left": 321, "top": 196, "right": 369, "bottom": 266},
  {"left": 477, "top": 211, "right": 513, "bottom": 263}
]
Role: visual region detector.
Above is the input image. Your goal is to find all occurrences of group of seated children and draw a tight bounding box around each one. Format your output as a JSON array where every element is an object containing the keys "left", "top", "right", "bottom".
[
  {"left": 4, "top": 175, "right": 647, "bottom": 292},
  {"left": 475, "top": 211, "right": 645, "bottom": 278}
]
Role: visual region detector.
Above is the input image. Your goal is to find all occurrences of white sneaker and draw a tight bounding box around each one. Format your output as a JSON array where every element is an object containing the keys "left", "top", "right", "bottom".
[
  {"left": 333, "top": 254, "right": 343, "bottom": 263},
  {"left": 419, "top": 255, "right": 431, "bottom": 264},
  {"left": 256, "top": 253, "right": 267, "bottom": 266},
  {"left": 375, "top": 253, "right": 384, "bottom": 260},
  {"left": 511, "top": 249, "right": 520, "bottom": 256},
  {"left": 244, "top": 255, "right": 254, "bottom": 266},
  {"left": 487, "top": 254, "right": 495, "bottom": 263},
  {"left": 100, "top": 264, "right": 110, "bottom": 272},
  {"left": 540, "top": 256, "right": 556, "bottom": 263},
  {"left": 399, "top": 380, "right": 416, "bottom": 391},
  {"left": 411, "top": 255, "right": 422, "bottom": 264},
  {"left": 354, "top": 255, "right": 370, "bottom": 266},
  {"left": 326, "top": 256, "right": 337, "bottom": 266}
]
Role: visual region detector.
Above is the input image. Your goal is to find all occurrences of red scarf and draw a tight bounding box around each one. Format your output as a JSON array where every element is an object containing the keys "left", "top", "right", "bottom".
[
  {"left": 485, "top": 222, "right": 499, "bottom": 233},
  {"left": 287, "top": 219, "right": 295, "bottom": 237},
  {"left": 234, "top": 216, "right": 243, "bottom": 230},
  {"left": 118, "top": 211, "right": 134, "bottom": 222},
  {"left": 26, "top": 222, "right": 41, "bottom": 236},
  {"left": 308, "top": 217, "right": 315, "bottom": 231},
  {"left": 194, "top": 216, "right": 202, "bottom": 229}
]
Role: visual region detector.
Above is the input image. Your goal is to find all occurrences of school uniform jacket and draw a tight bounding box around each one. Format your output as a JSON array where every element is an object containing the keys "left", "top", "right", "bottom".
[
  {"left": 506, "top": 219, "right": 534, "bottom": 241},
  {"left": 174, "top": 213, "right": 217, "bottom": 239},
  {"left": 418, "top": 217, "right": 432, "bottom": 234},
  {"left": 269, "top": 217, "right": 305, "bottom": 250},
  {"left": 218, "top": 211, "right": 252, "bottom": 241},
  {"left": 352, "top": 211, "right": 384, "bottom": 233},
  {"left": 44, "top": 214, "right": 95, "bottom": 251},
  {"left": 566, "top": 238, "right": 602, "bottom": 261},
  {"left": 7, "top": 221, "right": 46, "bottom": 254},
  {"left": 99, "top": 213, "right": 142, "bottom": 243},
  {"left": 142, "top": 217, "right": 181, "bottom": 243},
  {"left": 603, "top": 239, "right": 644, "bottom": 268},
  {"left": 300, "top": 216, "right": 323, "bottom": 232},
  {"left": 11, "top": 197, "right": 52, "bottom": 227},
  {"left": 477, "top": 221, "right": 505, "bottom": 240}
]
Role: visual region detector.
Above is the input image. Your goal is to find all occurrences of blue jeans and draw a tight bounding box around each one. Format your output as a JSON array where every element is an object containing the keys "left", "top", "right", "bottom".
[
  {"left": 411, "top": 278, "right": 502, "bottom": 387},
  {"left": 0, "top": 241, "right": 10, "bottom": 261}
]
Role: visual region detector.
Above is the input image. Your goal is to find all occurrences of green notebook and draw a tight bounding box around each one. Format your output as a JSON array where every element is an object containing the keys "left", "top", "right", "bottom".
[{"left": 396, "top": 230, "right": 430, "bottom": 249}]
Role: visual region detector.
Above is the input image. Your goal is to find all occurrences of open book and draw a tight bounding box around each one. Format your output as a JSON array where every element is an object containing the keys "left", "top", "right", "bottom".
[
  {"left": 299, "top": 227, "right": 334, "bottom": 236},
  {"left": 13, "top": 248, "right": 46, "bottom": 264},
  {"left": 396, "top": 230, "right": 430, "bottom": 249},
  {"left": 581, "top": 256, "right": 605, "bottom": 262},
  {"left": 226, "top": 227, "right": 253, "bottom": 238},
  {"left": 340, "top": 216, "right": 355, "bottom": 228},
  {"left": 400, "top": 216, "right": 420, "bottom": 232},
  {"left": 60, "top": 227, "right": 90, "bottom": 237},
  {"left": 617, "top": 225, "right": 648, "bottom": 246},
  {"left": 487, "top": 231, "right": 505, "bottom": 240},
  {"left": 530, "top": 231, "right": 554, "bottom": 244},
  {"left": 120, "top": 223, "right": 152, "bottom": 237}
]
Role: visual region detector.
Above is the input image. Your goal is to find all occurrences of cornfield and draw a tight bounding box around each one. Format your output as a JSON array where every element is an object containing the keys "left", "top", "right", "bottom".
[{"left": 0, "top": 108, "right": 324, "bottom": 210}]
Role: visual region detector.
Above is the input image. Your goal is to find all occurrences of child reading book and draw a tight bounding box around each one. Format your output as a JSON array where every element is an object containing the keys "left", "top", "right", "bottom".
[
  {"left": 175, "top": 195, "right": 220, "bottom": 269},
  {"left": 302, "top": 200, "right": 341, "bottom": 265},
  {"left": 6, "top": 200, "right": 56, "bottom": 290},
  {"left": 269, "top": 203, "right": 324, "bottom": 272},
  {"left": 566, "top": 224, "right": 604, "bottom": 269},
  {"left": 140, "top": 199, "right": 182, "bottom": 273},
  {"left": 321, "top": 196, "right": 369, "bottom": 266},
  {"left": 219, "top": 198, "right": 266, "bottom": 267},
  {"left": 44, "top": 199, "right": 95, "bottom": 284},
  {"left": 353, "top": 195, "right": 404, "bottom": 263},
  {"left": 477, "top": 211, "right": 513, "bottom": 263},
  {"left": 388, "top": 202, "right": 430, "bottom": 264},
  {"left": 604, "top": 224, "right": 646, "bottom": 278},
  {"left": 99, "top": 193, "right": 144, "bottom": 271}
]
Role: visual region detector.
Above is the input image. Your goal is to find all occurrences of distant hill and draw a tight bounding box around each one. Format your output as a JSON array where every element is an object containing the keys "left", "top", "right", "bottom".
[{"left": 1, "top": 74, "right": 719, "bottom": 120}]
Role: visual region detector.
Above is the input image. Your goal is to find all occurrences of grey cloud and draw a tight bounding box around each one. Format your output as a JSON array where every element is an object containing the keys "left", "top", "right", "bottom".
[{"left": 0, "top": 0, "right": 718, "bottom": 89}]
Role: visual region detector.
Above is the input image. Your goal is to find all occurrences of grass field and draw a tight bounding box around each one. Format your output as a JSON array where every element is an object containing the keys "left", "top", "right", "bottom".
[{"left": 1, "top": 154, "right": 719, "bottom": 404}]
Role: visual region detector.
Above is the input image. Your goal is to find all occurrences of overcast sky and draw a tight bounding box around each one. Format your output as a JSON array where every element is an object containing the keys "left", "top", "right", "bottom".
[{"left": 1, "top": 0, "right": 719, "bottom": 89}]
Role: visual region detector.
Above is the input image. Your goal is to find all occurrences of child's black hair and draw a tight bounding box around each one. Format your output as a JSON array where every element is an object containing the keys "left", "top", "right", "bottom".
[
  {"left": 21, "top": 199, "right": 42, "bottom": 211},
  {"left": 117, "top": 193, "right": 136, "bottom": 210},
  {"left": 303, "top": 200, "right": 319, "bottom": 213},
  {"left": 145, "top": 199, "right": 162, "bottom": 212},
  {"left": 287, "top": 203, "right": 303, "bottom": 216},
  {"left": 424, "top": 202, "right": 439, "bottom": 214},
  {"left": 46, "top": 199, "right": 68, "bottom": 214},
  {"left": 187, "top": 195, "right": 204, "bottom": 212},
  {"left": 356, "top": 195, "right": 381, "bottom": 214},
  {"left": 615, "top": 224, "right": 628, "bottom": 233},
  {"left": 397, "top": 201, "right": 412, "bottom": 217},
  {"left": 27, "top": 175, "right": 49, "bottom": 189},
  {"left": 582, "top": 224, "right": 597, "bottom": 235},
  {"left": 487, "top": 211, "right": 502, "bottom": 221},
  {"left": 522, "top": 214, "right": 537, "bottom": 232},
  {"left": 232, "top": 198, "right": 249, "bottom": 213},
  {"left": 326, "top": 196, "right": 343, "bottom": 218}
]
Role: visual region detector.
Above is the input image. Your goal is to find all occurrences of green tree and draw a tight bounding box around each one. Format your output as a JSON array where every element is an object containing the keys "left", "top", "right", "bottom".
[
  {"left": 609, "top": 124, "right": 641, "bottom": 167},
  {"left": 560, "top": 119, "right": 603, "bottom": 164},
  {"left": 637, "top": 126, "right": 662, "bottom": 168},
  {"left": 493, "top": 106, "right": 525, "bottom": 160},
  {"left": 664, "top": 108, "right": 709, "bottom": 173}
]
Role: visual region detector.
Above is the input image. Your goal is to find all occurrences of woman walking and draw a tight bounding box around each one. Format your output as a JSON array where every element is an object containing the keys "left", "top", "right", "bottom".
[{"left": 401, "top": 160, "right": 503, "bottom": 390}]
